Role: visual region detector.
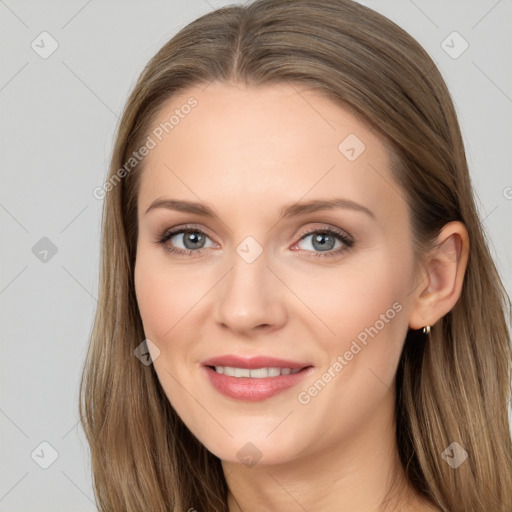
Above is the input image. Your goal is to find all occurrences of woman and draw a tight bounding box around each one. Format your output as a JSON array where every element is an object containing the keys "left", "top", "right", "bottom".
[{"left": 79, "top": 1, "right": 512, "bottom": 510}]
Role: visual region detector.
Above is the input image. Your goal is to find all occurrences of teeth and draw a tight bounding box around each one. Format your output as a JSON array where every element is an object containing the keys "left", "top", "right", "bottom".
[
  {"left": 213, "top": 366, "right": 302, "bottom": 378},
  {"left": 223, "top": 366, "right": 235, "bottom": 377},
  {"left": 248, "top": 367, "right": 270, "bottom": 378},
  {"left": 268, "top": 367, "right": 281, "bottom": 377}
]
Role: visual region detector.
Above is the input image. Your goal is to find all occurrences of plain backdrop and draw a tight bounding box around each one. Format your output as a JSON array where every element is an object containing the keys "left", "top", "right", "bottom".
[{"left": 1, "top": 1, "right": 511, "bottom": 510}]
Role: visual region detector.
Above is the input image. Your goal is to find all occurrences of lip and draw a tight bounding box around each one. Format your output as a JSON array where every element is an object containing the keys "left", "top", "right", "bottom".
[
  {"left": 201, "top": 355, "right": 310, "bottom": 369},
  {"left": 201, "top": 355, "right": 314, "bottom": 402}
]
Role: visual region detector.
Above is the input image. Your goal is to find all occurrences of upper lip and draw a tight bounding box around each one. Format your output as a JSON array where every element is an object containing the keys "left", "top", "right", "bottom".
[{"left": 201, "top": 355, "right": 312, "bottom": 370}]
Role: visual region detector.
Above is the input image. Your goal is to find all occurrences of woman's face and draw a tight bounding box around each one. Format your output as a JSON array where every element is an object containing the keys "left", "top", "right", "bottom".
[{"left": 134, "top": 81, "right": 420, "bottom": 465}]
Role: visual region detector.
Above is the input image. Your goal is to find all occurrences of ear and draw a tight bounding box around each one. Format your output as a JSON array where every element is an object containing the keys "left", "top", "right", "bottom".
[{"left": 408, "top": 221, "right": 469, "bottom": 330}]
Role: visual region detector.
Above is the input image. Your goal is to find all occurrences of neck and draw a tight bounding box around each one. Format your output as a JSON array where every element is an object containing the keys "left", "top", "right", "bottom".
[{"left": 222, "top": 388, "right": 431, "bottom": 512}]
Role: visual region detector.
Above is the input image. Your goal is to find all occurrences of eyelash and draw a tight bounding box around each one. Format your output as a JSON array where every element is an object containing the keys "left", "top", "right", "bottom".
[{"left": 156, "top": 224, "right": 354, "bottom": 259}]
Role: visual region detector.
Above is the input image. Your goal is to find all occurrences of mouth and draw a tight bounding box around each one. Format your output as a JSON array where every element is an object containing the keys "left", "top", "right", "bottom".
[
  {"left": 207, "top": 365, "right": 304, "bottom": 377},
  {"left": 201, "top": 354, "right": 311, "bottom": 370},
  {"left": 201, "top": 355, "right": 314, "bottom": 401}
]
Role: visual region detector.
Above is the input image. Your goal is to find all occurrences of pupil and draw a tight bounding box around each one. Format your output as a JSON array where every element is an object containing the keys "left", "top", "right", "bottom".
[
  {"left": 313, "top": 233, "right": 334, "bottom": 251},
  {"left": 184, "top": 232, "right": 204, "bottom": 249}
]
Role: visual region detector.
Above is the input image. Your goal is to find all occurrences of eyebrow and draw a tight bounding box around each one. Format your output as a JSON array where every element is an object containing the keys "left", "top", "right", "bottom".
[{"left": 145, "top": 197, "right": 375, "bottom": 219}]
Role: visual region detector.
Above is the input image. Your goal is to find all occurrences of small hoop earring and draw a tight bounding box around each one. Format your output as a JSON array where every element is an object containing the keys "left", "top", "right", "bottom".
[{"left": 422, "top": 325, "right": 431, "bottom": 335}]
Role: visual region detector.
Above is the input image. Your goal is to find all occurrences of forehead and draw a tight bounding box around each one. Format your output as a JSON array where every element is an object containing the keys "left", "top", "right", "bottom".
[{"left": 137, "top": 81, "right": 405, "bottom": 223}]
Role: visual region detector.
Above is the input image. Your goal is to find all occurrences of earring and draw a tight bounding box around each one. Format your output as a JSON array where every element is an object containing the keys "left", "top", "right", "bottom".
[{"left": 422, "top": 325, "right": 431, "bottom": 335}]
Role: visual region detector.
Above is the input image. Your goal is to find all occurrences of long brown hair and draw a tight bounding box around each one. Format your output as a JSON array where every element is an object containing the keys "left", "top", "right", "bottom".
[{"left": 79, "top": 1, "right": 512, "bottom": 510}]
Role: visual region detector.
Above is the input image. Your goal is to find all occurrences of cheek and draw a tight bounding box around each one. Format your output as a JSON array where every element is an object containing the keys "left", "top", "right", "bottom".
[
  {"left": 290, "top": 256, "right": 411, "bottom": 440},
  {"left": 134, "top": 251, "right": 184, "bottom": 342},
  {"left": 294, "top": 251, "right": 413, "bottom": 403},
  {"left": 134, "top": 259, "right": 165, "bottom": 339},
  {"left": 134, "top": 249, "right": 217, "bottom": 348},
  {"left": 293, "top": 255, "right": 409, "bottom": 342}
]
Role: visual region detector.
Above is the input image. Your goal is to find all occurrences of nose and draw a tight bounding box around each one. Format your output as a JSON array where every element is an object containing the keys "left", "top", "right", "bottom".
[{"left": 213, "top": 251, "right": 288, "bottom": 336}]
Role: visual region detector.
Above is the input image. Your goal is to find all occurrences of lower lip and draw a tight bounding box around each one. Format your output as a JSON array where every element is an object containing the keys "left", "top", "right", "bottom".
[{"left": 202, "top": 365, "right": 314, "bottom": 402}]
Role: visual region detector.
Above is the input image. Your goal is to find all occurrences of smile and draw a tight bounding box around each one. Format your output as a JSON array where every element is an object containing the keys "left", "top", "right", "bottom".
[
  {"left": 212, "top": 366, "right": 302, "bottom": 378},
  {"left": 202, "top": 364, "right": 314, "bottom": 402}
]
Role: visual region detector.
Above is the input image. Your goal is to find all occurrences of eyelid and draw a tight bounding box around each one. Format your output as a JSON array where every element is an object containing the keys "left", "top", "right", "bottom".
[
  {"left": 158, "top": 223, "right": 215, "bottom": 242},
  {"left": 295, "top": 224, "right": 353, "bottom": 244},
  {"left": 291, "top": 226, "right": 354, "bottom": 258},
  {"left": 157, "top": 223, "right": 354, "bottom": 258},
  {"left": 156, "top": 223, "right": 217, "bottom": 251}
]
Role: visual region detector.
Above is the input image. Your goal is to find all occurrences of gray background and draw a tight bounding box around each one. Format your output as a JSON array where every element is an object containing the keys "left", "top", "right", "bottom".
[{"left": 1, "top": 1, "right": 510, "bottom": 510}]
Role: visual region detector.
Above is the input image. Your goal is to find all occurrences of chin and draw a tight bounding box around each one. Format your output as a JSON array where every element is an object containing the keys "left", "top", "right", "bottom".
[{"left": 197, "top": 432, "right": 303, "bottom": 468}]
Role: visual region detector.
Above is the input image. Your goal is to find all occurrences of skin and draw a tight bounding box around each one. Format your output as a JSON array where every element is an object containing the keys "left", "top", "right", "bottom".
[{"left": 134, "top": 81, "right": 468, "bottom": 512}]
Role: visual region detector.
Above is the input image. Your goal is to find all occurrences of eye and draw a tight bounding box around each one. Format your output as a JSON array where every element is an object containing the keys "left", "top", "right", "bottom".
[
  {"left": 156, "top": 225, "right": 216, "bottom": 256},
  {"left": 292, "top": 227, "right": 354, "bottom": 258},
  {"left": 156, "top": 224, "right": 354, "bottom": 259}
]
